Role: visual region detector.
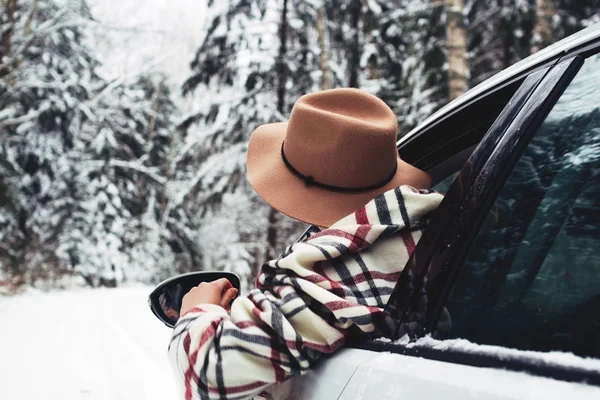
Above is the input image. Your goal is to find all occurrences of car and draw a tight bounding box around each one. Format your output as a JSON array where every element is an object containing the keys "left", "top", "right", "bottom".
[{"left": 261, "top": 23, "right": 600, "bottom": 400}]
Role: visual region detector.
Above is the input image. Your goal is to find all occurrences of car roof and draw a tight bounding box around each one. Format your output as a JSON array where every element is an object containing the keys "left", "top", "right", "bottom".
[{"left": 398, "top": 22, "right": 600, "bottom": 147}]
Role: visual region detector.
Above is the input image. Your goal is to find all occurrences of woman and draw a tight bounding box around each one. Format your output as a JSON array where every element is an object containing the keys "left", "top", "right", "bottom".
[{"left": 169, "top": 88, "right": 443, "bottom": 400}]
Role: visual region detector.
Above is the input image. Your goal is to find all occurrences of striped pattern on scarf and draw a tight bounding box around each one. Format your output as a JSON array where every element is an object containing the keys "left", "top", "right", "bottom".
[{"left": 169, "top": 185, "right": 443, "bottom": 400}]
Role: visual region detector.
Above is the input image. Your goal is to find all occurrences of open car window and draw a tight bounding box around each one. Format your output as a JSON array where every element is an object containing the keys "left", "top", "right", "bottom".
[{"left": 441, "top": 54, "right": 600, "bottom": 358}]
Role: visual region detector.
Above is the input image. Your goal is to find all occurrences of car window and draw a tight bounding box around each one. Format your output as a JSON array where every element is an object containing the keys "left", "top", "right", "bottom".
[
  {"left": 441, "top": 54, "right": 600, "bottom": 358},
  {"left": 432, "top": 172, "right": 459, "bottom": 193}
]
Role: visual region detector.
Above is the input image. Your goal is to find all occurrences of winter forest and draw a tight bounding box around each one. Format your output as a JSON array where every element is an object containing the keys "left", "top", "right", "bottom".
[{"left": 0, "top": 0, "right": 598, "bottom": 292}]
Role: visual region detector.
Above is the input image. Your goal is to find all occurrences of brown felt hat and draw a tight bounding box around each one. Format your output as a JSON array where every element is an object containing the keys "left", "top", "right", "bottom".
[{"left": 247, "top": 88, "right": 431, "bottom": 227}]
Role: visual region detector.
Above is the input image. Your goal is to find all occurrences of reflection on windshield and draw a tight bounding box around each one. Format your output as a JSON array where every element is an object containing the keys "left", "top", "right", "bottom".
[
  {"left": 547, "top": 54, "right": 600, "bottom": 122},
  {"left": 443, "top": 53, "right": 600, "bottom": 358}
]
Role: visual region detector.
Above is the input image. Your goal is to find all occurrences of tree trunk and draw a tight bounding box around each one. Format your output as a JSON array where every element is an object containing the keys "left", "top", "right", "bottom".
[
  {"left": 348, "top": 0, "right": 362, "bottom": 88},
  {"left": 1, "top": 0, "right": 17, "bottom": 56},
  {"left": 24, "top": 0, "right": 39, "bottom": 37},
  {"left": 317, "top": 2, "right": 330, "bottom": 90},
  {"left": 266, "top": 0, "right": 289, "bottom": 261},
  {"left": 160, "top": 132, "right": 176, "bottom": 215},
  {"left": 11, "top": 0, "right": 37, "bottom": 72},
  {"left": 276, "top": 0, "right": 288, "bottom": 113},
  {"left": 0, "top": 0, "right": 17, "bottom": 78},
  {"left": 531, "top": 0, "right": 555, "bottom": 54},
  {"left": 445, "top": 0, "right": 468, "bottom": 101},
  {"left": 266, "top": 206, "right": 279, "bottom": 260},
  {"left": 138, "top": 81, "right": 161, "bottom": 202}
]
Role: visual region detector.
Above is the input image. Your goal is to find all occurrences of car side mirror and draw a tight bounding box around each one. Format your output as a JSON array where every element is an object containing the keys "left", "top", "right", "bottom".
[{"left": 148, "top": 271, "right": 241, "bottom": 328}]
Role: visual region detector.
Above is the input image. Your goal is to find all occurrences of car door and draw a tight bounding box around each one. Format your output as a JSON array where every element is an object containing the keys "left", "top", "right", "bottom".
[
  {"left": 367, "top": 53, "right": 600, "bottom": 394},
  {"left": 431, "top": 51, "right": 600, "bottom": 373},
  {"left": 332, "top": 54, "right": 600, "bottom": 400},
  {"left": 264, "top": 36, "right": 600, "bottom": 400}
]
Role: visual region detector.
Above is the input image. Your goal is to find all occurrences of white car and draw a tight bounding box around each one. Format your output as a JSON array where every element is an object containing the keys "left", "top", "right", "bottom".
[{"left": 262, "top": 23, "right": 600, "bottom": 399}]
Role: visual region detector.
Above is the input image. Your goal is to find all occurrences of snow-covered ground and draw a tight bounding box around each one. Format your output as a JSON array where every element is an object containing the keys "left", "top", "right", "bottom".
[{"left": 0, "top": 287, "right": 178, "bottom": 399}]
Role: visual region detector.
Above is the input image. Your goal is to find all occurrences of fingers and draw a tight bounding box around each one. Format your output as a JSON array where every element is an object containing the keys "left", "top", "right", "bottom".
[
  {"left": 210, "top": 278, "right": 233, "bottom": 292},
  {"left": 185, "top": 278, "right": 236, "bottom": 312},
  {"left": 220, "top": 287, "right": 238, "bottom": 309}
]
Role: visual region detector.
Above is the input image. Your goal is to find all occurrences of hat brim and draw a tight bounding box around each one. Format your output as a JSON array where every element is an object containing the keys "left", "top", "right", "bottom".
[{"left": 247, "top": 123, "right": 429, "bottom": 227}]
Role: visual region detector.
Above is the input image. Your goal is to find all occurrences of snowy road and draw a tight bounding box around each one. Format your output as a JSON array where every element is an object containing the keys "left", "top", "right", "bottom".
[{"left": 0, "top": 287, "right": 179, "bottom": 400}]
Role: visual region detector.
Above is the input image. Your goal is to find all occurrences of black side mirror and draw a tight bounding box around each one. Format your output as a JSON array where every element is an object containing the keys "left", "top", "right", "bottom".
[{"left": 148, "top": 271, "right": 241, "bottom": 328}]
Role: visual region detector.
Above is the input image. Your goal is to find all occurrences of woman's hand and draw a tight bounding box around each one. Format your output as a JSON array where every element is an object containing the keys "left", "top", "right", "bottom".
[{"left": 180, "top": 278, "right": 238, "bottom": 316}]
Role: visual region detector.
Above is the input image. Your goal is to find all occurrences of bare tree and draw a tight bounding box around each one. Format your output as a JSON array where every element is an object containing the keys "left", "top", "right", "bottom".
[
  {"left": 266, "top": 0, "right": 289, "bottom": 260},
  {"left": 317, "top": 2, "right": 330, "bottom": 90},
  {"left": 445, "top": 0, "right": 468, "bottom": 100},
  {"left": 348, "top": 0, "right": 362, "bottom": 88}
]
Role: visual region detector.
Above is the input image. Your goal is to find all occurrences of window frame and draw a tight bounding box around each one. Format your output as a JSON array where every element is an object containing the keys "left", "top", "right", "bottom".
[
  {"left": 399, "top": 25, "right": 600, "bottom": 172},
  {"left": 382, "top": 59, "right": 575, "bottom": 330},
  {"left": 349, "top": 55, "right": 600, "bottom": 385},
  {"left": 404, "top": 56, "right": 585, "bottom": 335}
]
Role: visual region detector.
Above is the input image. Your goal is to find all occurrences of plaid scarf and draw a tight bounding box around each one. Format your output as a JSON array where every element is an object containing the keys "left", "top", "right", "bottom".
[{"left": 169, "top": 185, "right": 443, "bottom": 400}]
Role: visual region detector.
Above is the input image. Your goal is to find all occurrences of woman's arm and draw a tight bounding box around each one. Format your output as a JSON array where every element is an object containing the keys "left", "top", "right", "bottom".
[{"left": 168, "top": 283, "right": 348, "bottom": 400}]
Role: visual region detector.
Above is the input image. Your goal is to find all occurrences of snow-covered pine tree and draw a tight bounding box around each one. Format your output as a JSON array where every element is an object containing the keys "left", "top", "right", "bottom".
[
  {"left": 467, "top": 0, "right": 598, "bottom": 87},
  {"left": 351, "top": 0, "right": 448, "bottom": 135},
  {"left": 176, "top": 0, "right": 280, "bottom": 208},
  {"left": 0, "top": 0, "right": 21, "bottom": 280},
  {"left": 0, "top": 0, "right": 100, "bottom": 284},
  {"left": 128, "top": 76, "right": 200, "bottom": 282},
  {"left": 177, "top": 0, "right": 453, "bottom": 282},
  {"left": 554, "top": 0, "right": 600, "bottom": 41},
  {"left": 266, "top": 0, "right": 336, "bottom": 260},
  {"left": 0, "top": 154, "right": 22, "bottom": 283},
  {"left": 324, "top": 0, "right": 360, "bottom": 88},
  {"left": 466, "top": 0, "right": 536, "bottom": 86},
  {"left": 387, "top": 0, "right": 447, "bottom": 135},
  {"left": 65, "top": 73, "right": 182, "bottom": 286},
  {"left": 174, "top": 0, "right": 283, "bottom": 282},
  {"left": 175, "top": 0, "right": 328, "bottom": 283},
  {"left": 1, "top": 0, "right": 183, "bottom": 287},
  {"left": 287, "top": 0, "right": 324, "bottom": 97},
  {"left": 533, "top": 0, "right": 600, "bottom": 55}
]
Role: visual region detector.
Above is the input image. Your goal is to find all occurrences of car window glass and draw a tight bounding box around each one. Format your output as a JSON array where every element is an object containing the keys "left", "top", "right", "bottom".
[
  {"left": 432, "top": 172, "right": 459, "bottom": 193},
  {"left": 441, "top": 54, "right": 600, "bottom": 358}
]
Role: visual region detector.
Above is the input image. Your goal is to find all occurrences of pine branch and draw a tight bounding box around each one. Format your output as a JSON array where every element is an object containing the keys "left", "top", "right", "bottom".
[
  {"left": 0, "top": 10, "right": 93, "bottom": 74},
  {"left": 23, "top": 0, "right": 40, "bottom": 37},
  {"left": 171, "top": 87, "right": 264, "bottom": 170},
  {"left": 109, "top": 160, "right": 166, "bottom": 185},
  {"left": 0, "top": 107, "right": 46, "bottom": 129},
  {"left": 11, "top": 76, "right": 79, "bottom": 91},
  {"left": 89, "top": 23, "right": 172, "bottom": 35},
  {"left": 83, "top": 54, "right": 172, "bottom": 111},
  {"left": 160, "top": 142, "right": 246, "bottom": 229},
  {"left": 83, "top": 159, "right": 167, "bottom": 185}
]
